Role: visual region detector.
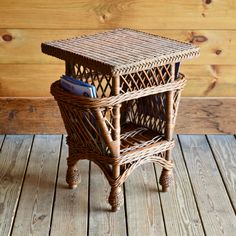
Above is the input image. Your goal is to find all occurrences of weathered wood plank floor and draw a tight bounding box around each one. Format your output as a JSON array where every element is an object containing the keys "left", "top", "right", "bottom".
[{"left": 0, "top": 135, "right": 235, "bottom": 236}]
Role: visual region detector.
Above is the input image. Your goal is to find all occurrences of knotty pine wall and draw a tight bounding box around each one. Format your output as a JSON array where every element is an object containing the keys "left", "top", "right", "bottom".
[{"left": 0, "top": 0, "right": 235, "bottom": 133}]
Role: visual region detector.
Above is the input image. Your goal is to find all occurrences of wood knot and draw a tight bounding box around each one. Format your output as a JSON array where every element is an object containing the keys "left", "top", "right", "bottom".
[
  {"left": 8, "top": 110, "right": 17, "bottom": 120},
  {"left": 2, "top": 34, "right": 13, "bottom": 42},
  {"left": 99, "top": 12, "right": 111, "bottom": 23},
  {"left": 189, "top": 33, "right": 208, "bottom": 44},
  {"left": 29, "top": 105, "right": 37, "bottom": 113},
  {"left": 215, "top": 49, "right": 222, "bottom": 55},
  {"left": 205, "top": 0, "right": 212, "bottom": 4}
]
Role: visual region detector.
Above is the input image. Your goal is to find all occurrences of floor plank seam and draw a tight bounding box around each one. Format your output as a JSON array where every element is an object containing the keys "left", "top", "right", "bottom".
[
  {"left": 153, "top": 163, "right": 168, "bottom": 236},
  {"left": 205, "top": 135, "right": 236, "bottom": 214},
  {"left": 177, "top": 135, "right": 207, "bottom": 236},
  {"left": 123, "top": 183, "right": 129, "bottom": 236},
  {"left": 49, "top": 135, "right": 64, "bottom": 236},
  {"left": 87, "top": 161, "right": 91, "bottom": 236},
  {"left": 0, "top": 134, "right": 6, "bottom": 151},
  {"left": 9, "top": 135, "right": 35, "bottom": 236}
]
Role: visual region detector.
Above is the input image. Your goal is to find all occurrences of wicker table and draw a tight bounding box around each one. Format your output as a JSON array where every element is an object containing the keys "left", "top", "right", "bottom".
[{"left": 41, "top": 28, "right": 199, "bottom": 212}]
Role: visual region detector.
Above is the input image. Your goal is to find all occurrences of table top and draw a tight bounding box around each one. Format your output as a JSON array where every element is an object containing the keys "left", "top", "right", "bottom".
[{"left": 42, "top": 28, "right": 199, "bottom": 75}]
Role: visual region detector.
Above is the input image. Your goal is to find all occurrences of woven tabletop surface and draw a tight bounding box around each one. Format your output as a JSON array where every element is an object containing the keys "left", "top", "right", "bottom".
[{"left": 42, "top": 28, "right": 199, "bottom": 75}]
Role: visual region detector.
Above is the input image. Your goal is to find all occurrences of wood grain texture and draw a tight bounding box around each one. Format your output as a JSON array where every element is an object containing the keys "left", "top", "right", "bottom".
[
  {"left": 0, "top": 135, "right": 33, "bottom": 236},
  {"left": 207, "top": 135, "right": 236, "bottom": 213},
  {"left": 177, "top": 98, "right": 236, "bottom": 134},
  {"left": 89, "top": 162, "right": 126, "bottom": 236},
  {"left": 1, "top": 64, "right": 236, "bottom": 97},
  {"left": 0, "top": 134, "right": 235, "bottom": 234},
  {"left": 125, "top": 163, "right": 165, "bottom": 236},
  {"left": 155, "top": 136, "right": 204, "bottom": 236},
  {"left": 0, "top": 29, "right": 234, "bottom": 65},
  {"left": 50, "top": 136, "right": 89, "bottom": 236},
  {"left": 182, "top": 65, "right": 236, "bottom": 97},
  {"left": 0, "top": 64, "right": 64, "bottom": 97},
  {"left": 1, "top": 97, "right": 235, "bottom": 134},
  {"left": 179, "top": 135, "right": 236, "bottom": 235},
  {"left": 11, "top": 135, "right": 61, "bottom": 236},
  {"left": 0, "top": 0, "right": 235, "bottom": 29},
  {"left": 0, "top": 97, "right": 65, "bottom": 134}
]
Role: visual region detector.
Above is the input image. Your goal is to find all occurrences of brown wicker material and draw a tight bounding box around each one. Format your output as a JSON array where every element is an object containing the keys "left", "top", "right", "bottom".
[
  {"left": 42, "top": 28, "right": 199, "bottom": 75},
  {"left": 42, "top": 28, "right": 199, "bottom": 212}
]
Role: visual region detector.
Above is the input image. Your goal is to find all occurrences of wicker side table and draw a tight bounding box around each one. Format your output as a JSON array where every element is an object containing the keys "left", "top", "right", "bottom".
[{"left": 42, "top": 28, "right": 199, "bottom": 212}]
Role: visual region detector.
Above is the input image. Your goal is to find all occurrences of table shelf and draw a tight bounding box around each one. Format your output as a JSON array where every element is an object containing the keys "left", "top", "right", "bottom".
[{"left": 120, "top": 123, "right": 163, "bottom": 153}]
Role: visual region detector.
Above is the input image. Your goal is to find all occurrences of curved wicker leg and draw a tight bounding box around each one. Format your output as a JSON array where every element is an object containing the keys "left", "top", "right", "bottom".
[
  {"left": 159, "top": 169, "right": 173, "bottom": 192},
  {"left": 108, "top": 186, "right": 123, "bottom": 212},
  {"left": 66, "top": 155, "right": 81, "bottom": 189}
]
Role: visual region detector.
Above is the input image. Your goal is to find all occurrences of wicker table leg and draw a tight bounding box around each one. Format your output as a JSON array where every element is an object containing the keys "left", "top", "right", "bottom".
[
  {"left": 108, "top": 75, "right": 124, "bottom": 211},
  {"left": 66, "top": 166, "right": 80, "bottom": 189},
  {"left": 160, "top": 63, "right": 175, "bottom": 192},
  {"left": 66, "top": 153, "right": 81, "bottom": 189},
  {"left": 160, "top": 153, "right": 174, "bottom": 192},
  {"left": 108, "top": 164, "right": 123, "bottom": 212}
]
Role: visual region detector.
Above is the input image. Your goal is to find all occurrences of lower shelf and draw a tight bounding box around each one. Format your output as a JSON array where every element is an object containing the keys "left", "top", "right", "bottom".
[{"left": 120, "top": 123, "right": 167, "bottom": 155}]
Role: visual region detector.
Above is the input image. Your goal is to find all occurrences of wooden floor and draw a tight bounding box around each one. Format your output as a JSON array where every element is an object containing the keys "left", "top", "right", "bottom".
[{"left": 0, "top": 135, "right": 235, "bottom": 236}]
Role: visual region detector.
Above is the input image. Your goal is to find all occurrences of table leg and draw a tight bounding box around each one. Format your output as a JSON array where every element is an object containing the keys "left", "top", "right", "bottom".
[
  {"left": 159, "top": 151, "right": 174, "bottom": 192},
  {"left": 108, "top": 75, "right": 123, "bottom": 211},
  {"left": 109, "top": 164, "right": 122, "bottom": 212},
  {"left": 160, "top": 64, "right": 175, "bottom": 192},
  {"left": 66, "top": 148, "right": 81, "bottom": 189}
]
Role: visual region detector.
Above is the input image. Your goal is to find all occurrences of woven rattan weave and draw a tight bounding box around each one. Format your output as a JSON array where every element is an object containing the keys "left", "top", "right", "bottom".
[{"left": 42, "top": 28, "right": 199, "bottom": 212}]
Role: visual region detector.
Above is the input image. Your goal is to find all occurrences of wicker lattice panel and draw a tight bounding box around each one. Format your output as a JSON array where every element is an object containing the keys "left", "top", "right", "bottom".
[
  {"left": 54, "top": 63, "right": 184, "bottom": 157},
  {"left": 68, "top": 64, "right": 113, "bottom": 98}
]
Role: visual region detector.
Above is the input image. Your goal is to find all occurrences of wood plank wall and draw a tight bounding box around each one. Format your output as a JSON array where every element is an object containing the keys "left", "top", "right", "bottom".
[{"left": 0, "top": 0, "right": 235, "bottom": 134}]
